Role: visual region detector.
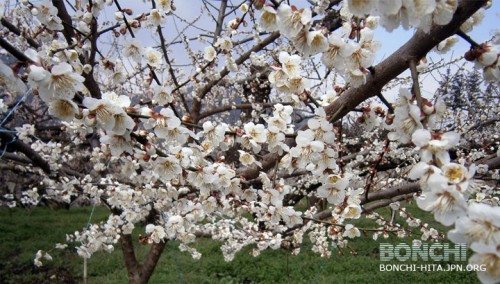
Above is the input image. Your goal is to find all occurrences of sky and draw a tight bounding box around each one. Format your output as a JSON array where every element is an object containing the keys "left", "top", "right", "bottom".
[
  {"left": 124, "top": 0, "right": 499, "bottom": 99},
  {"left": 2, "top": 0, "right": 498, "bottom": 101}
]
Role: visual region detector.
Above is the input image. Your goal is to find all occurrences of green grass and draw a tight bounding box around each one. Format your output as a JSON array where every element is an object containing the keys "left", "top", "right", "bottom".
[{"left": 0, "top": 204, "right": 480, "bottom": 284}]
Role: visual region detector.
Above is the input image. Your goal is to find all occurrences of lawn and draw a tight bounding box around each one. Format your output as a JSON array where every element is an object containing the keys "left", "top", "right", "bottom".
[{"left": 0, "top": 204, "right": 480, "bottom": 284}]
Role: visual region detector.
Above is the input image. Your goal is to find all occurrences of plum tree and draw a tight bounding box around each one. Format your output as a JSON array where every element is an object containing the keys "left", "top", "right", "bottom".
[{"left": 0, "top": 0, "right": 499, "bottom": 283}]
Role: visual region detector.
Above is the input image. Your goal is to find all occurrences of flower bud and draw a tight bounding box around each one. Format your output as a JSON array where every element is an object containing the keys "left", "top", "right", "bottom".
[
  {"left": 123, "top": 8, "right": 133, "bottom": 15},
  {"left": 83, "top": 64, "right": 92, "bottom": 74},
  {"left": 464, "top": 49, "right": 478, "bottom": 61},
  {"left": 253, "top": 0, "right": 266, "bottom": 10},
  {"left": 422, "top": 100, "right": 435, "bottom": 115}
]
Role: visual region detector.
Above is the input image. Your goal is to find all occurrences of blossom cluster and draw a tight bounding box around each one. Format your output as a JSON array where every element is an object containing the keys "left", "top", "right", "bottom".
[{"left": 408, "top": 116, "right": 500, "bottom": 283}]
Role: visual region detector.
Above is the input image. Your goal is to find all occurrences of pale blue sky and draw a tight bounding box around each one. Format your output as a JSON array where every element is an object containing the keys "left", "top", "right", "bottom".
[
  {"left": 6, "top": 0, "right": 495, "bottom": 100},
  {"left": 375, "top": 1, "right": 499, "bottom": 61}
]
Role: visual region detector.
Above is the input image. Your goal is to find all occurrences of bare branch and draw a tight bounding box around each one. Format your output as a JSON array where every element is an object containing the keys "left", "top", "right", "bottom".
[
  {"left": 213, "top": 0, "right": 228, "bottom": 44},
  {"left": 198, "top": 102, "right": 291, "bottom": 120},
  {"left": 409, "top": 59, "right": 423, "bottom": 109},
  {"left": 0, "top": 17, "right": 40, "bottom": 48}
]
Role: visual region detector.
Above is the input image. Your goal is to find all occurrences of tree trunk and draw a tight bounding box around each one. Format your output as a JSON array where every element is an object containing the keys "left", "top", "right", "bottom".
[
  {"left": 120, "top": 234, "right": 143, "bottom": 284},
  {"left": 120, "top": 234, "right": 167, "bottom": 284}
]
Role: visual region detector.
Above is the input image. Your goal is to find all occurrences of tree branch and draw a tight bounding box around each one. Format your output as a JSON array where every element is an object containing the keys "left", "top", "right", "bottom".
[
  {"left": 119, "top": 234, "right": 142, "bottom": 284},
  {"left": 190, "top": 31, "right": 280, "bottom": 123},
  {"left": 140, "top": 241, "right": 167, "bottom": 283},
  {"left": 0, "top": 38, "right": 34, "bottom": 63},
  {"left": 0, "top": 132, "right": 51, "bottom": 174},
  {"left": 456, "top": 29, "right": 480, "bottom": 48},
  {"left": 213, "top": 0, "right": 228, "bottom": 44},
  {"left": 409, "top": 59, "right": 423, "bottom": 109},
  {"left": 0, "top": 17, "right": 40, "bottom": 48},
  {"left": 198, "top": 102, "right": 291, "bottom": 120}
]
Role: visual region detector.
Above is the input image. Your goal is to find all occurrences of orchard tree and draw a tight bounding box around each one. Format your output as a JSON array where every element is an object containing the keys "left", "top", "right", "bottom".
[{"left": 0, "top": 0, "right": 499, "bottom": 283}]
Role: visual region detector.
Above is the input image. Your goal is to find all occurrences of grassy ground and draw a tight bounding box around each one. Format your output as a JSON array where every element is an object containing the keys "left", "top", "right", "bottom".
[{"left": 0, "top": 204, "right": 480, "bottom": 284}]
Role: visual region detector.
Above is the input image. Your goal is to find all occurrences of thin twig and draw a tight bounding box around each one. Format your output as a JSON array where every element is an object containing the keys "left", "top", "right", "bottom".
[
  {"left": 409, "top": 59, "right": 423, "bottom": 110},
  {"left": 456, "top": 29, "right": 480, "bottom": 48}
]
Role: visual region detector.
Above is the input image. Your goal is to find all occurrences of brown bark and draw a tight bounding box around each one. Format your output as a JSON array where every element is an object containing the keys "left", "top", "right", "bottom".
[
  {"left": 120, "top": 234, "right": 142, "bottom": 284},
  {"left": 141, "top": 241, "right": 167, "bottom": 283},
  {"left": 0, "top": 132, "right": 51, "bottom": 174},
  {"left": 119, "top": 233, "right": 167, "bottom": 284}
]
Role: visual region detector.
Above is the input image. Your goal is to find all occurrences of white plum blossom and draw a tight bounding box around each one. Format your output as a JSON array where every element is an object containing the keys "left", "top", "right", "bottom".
[
  {"left": 100, "top": 133, "right": 134, "bottom": 157},
  {"left": 387, "top": 89, "right": 423, "bottom": 144},
  {"left": 202, "top": 121, "right": 226, "bottom": 146},
  {"left": 468, "top": 243, "right": 500, "bottom": 284},
  {"left": 153, "top": 85, "right": 174, "bottom": 105},
  {"left": 430, "top": 0, "right": 458, "bottom": 26},
  {"left": 48, "top": 99, "right": 78, "bottom": 121},
  {"left": 15, "top": 124, "right": 36, "bottom": 143},
  {"left": 273, "top": 104, "right": 293, "bottom": 123},
  {"left": 165, "top": 215, "right": 185, "bottom": 238},
  {"left": 0, "top": 99, "right": 7, "bottom": 114},
  {"left": 239, "top": 3, "right": 248, "bottom": 13},
  {"left": 155, "top": 156, "right": 183, "bottom": 181},
  {"left": 340, "top": 29, "right": 379, "bottom": 80},
  {"left": 147, "top": 9, "right": 166, "bottom": 26},
  {"left": 346, "top": 0, "right": 376, "bottom": 18},
  {"left": 317, "top": 174, "right": 350, "bottom": 205},
  {"left": 297, "top": 30, "right": 329, "bottom": 57},
  {"left": 83, "top": 96, "right": 130, "bottom": 133},
  {"left": 33, "top": 0, "right": 63, "bottom": 30},
  {"left": 278, "top": 52, "right": 301, "bottom": 77},
  {"left": 5, "top": 1, "right": 500, "bottom": 282},
  {"left": 441, "top": 163, "right": 475, "bottom": 192},
  {"left": 343, "top": 204, "right": 362, "bottom": 219},
  {"left": 289, "top": 129, "right": 324, "bottom": 169},
  {"left": 242, "top": 122, "right": 267, "bottom": 153},
  {"left": 146, "top": 224, "right": 166, "bottom": 243},
  {"left": 259, "top": 6, "right": 278, "bottom": 32},
  {"left": 281, "top": 207, "right": 303, "bottom": 227},
  {"left": 238, "top": 150, "right": 262, "bottom": 168},
  {"left": 435, "top": 36, "right": 459, "bottom": 54},
  {"left": 448, "top": 203, "right": 500, "bottom": 245},
  {"left": 143, "top": 47, "right": 163, "bottom": 68},
  {"left": 142, "top": 108, "right": 182, "bottom": 139},
  {"left": 461, "top": 8, "right": 485, "bottom": 33},
  {"left": 307, "top": 108, "right": 336, "bottom": 143},
  {"left": 416, "top": 174, "right": 467, "bottom": 226},
  {"left": 29, "top": 63, "right": 85, "bottom": 103},
  {"left": 266, "top": 126, "right": 288, "bottom": 155},
  {"left": 411, "top": 129, "right": 460, "bottom": 165},
  {"left": 343, "top": 224, "right": 360, "bottom": 238},
  {"left": 321, "top": 33, "right": 347, "bottom": 69},
  {"left": 122, "top": 39, "right": 144, "bottom": 63},
  {"left": 34, "top": 250, "right": 53, "bottom": 267},
  {"left": 284, "top": 76, "right": 308, "bottom": 94},
  {"left": 215, "top": 37, "right": 233, "bottom": 52},
  {"left": 155, "top": 0, "right": 172, "bottom": 13},
  {"left": 204, "top": 46, "right": 217, "bottom": 61},
  {"left": 277, "top": 4, "right": 312, "bottom": 38},
  {"left": 214, "top": 164, "right": 236, "bottom": 188},
  {"left": 409, "top": 162, "right": 442, "bottom": 183}
]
